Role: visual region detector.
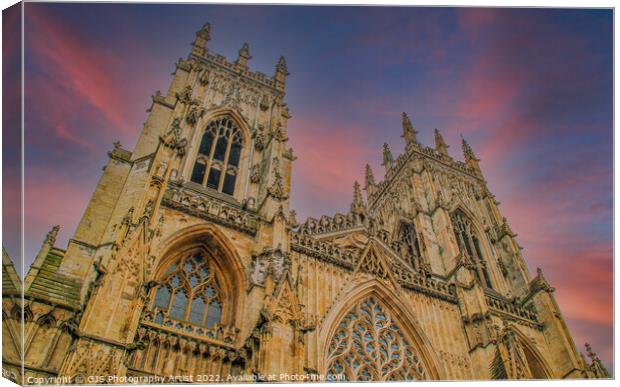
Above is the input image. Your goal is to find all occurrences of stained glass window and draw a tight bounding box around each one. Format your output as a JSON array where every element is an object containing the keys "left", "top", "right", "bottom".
[
  {"left": 190, "top": 116, "right": 243, "bottom": 196},
  {"left": 451, "top": 209, "right": 493, "bottom": 288},
  {"left": 151, "top": 252, "right": 223, "bottom": 328},
  {"left": 326, "top": 297, "right": 427, "bottom": 381}
]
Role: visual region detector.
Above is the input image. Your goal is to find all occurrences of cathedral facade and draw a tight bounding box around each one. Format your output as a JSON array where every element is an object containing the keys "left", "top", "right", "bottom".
[{"left": 2, "top": 23, "right": 610, "bottom": 383}]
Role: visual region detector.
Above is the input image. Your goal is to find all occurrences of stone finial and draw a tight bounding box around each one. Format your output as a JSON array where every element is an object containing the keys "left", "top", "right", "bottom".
[
  {"left": 381, "top": 143, "right": 393, "bottom": 167},
  {"left": 401, "top": 112, "right": 418, "bottom": 145},
  {"left": 44, "top": 225, "right": 60, "bottom": 246},
  {"left": 196, "top": 22, "right": 211, "bottom": 41},
  {"left": 364, "top": 164, "right": 376, "bottom": 188},
  {"left": 533, "top": 267, "right": 555, "bottom": 293},
  {"left": 585, "top": 343, "right": 598, "bottom": 361},
  {"left": 350, "top": 181, "right": 366, "bottom": 213},
  {"left": 434, "top": 128, "right": 450, "bottom": 157},
  {"left": 585, "top": 343, "right": 610, "bottom": 377},
  {"left": 276, "top": 56, "right": 289, "bottom": 75},
  {"left": 235, "top": 42, "right": 252, "bottom": 67},
  {"left": 191, "top": 22, "right": 211, "bottom": 56},
  {"left": 274, "top": 56, "right": 289, "bottom": 87},
  {"left": 461, "top": 134, "right": 479, "bottom": 163}
]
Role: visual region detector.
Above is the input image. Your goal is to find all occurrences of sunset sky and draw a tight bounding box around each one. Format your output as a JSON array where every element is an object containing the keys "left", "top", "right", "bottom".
[{"left": 3, "top": 3, "right": 612, "bottom": 371}]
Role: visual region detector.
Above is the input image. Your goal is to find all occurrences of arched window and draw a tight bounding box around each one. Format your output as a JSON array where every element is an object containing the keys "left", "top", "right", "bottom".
[
  {"left": 450, "top": 209, "right": 493, "bottom": 288},
  {"left": 396, "top": 222, "right": 422, "bottom": 271},
  {"left": 326, "top": 297, "right": 427, "bottom": 381},
  {"left": 151, "top": 252, "right": 223, "bottom": 328},
  {"left": 190, "top": 116, "right": 243, "bottom": 196}
]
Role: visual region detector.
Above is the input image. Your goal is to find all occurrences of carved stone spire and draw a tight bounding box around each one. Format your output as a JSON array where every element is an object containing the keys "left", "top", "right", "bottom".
[
  {"left": 461, "top": 135, "right": 479, "bottom": 163},
  {"left": 274, "top": 56, "right": 289, "bottom": 87},
  {"left": 381, "top": 143, "right": 393, "bottom": 169},
  {"left": 434, "top": 128, "right": 450, "bottom": 157},
  {"left": 401, "top": 112, "right": 418, "bottom": 145},
  {"left": 191, "top": 22, "right": 211, "bottom": 56},
  {"left": 235, "top": 42, "right": 252, "bottom": 67},
  {"left": 44, "top": 225, "right": 60, "bottom": 246},
  {"left": 364, "top": 164, "right": 376, "bottom": 188},
  {"left": 350, "top": 181, "right": 366, "bottom": 214}
]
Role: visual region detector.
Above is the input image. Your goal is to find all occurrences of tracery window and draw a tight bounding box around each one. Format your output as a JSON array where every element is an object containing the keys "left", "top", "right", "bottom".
[
  {"left": 190, "top": 116, "right": 243, "bottom": 196},
  {"left": 451, "top": 209, "right": 493, "bottom": 288},
  {"left": 150, "top": 252, "right": 223, "bottom": 328},
  {"left": 326, "top": 297, "right": 427, "bottom": 381},
  {"left": 396, "top": 222, "right": 423, "bottom": 270}
]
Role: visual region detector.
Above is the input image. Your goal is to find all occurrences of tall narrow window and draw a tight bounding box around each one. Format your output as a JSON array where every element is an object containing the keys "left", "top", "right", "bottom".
[
  {"left": 190, "top": 116, "right": 243, "bottom": 196},
  {"left": 451, "top": 209, "right": 493, "bottom": 289},
  {"left": 396, "top": 222, "right": 423, "bottom": 271},
  {"left": 150, "top": 252, "right": 223, "bottom": 328}
]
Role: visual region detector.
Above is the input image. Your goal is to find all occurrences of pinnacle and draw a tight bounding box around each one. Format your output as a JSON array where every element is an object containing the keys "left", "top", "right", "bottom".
[
  {"left": 382, "top": 143, "right": 393, "bottom": 166},
  {"left": 364, "top": 164, "right": 376, "bottom": 187},
  {"left": 197, "top": 22, "right": 211, "bottom": 38},
  {"left": 351, "top": 180, "right": 366, "bottom": 213},
  {"left": 401, "top": 112, "right": 418, "bottom": 144},
  {"left": 276, "top": 56, "right": 289, "bottom": 74},
  {"left": 239, "top": 42, "right": 251, "bottom": 57}
]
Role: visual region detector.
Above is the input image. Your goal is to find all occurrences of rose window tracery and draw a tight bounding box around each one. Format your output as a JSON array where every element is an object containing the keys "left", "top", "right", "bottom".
[{"left": 326, "top": 297, "right": 427, "bottom": 381}]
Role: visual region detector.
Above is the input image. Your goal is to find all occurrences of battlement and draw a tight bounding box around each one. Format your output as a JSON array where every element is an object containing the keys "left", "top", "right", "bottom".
[
  {"left": 194, "top": 51, "right": 284, "bottom": 92},
  {"left": 188, "top": 22, "right": 288, "bottom": 93}
]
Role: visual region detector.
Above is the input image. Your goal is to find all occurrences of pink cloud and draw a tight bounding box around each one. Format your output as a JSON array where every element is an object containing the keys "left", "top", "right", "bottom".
[
  {"left": 25, "top": 5, "right": 134, "bottom": 134},
  {"left": 55, "top": 124, "right": 94, "bottom": 149}
]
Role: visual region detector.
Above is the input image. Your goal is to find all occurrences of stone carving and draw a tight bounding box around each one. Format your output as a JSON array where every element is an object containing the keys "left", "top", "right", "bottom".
[
  {"left": 163, "top": 186, "right": 259, "bottom": 234},
  {"left": 259, "top": 94, "right": 270, "bottom": 111},
  {"left": 175, "top": 85, "right": 198, "bottom": 106},
  {"left": 253, "top": 126, "right": 266, "bottom": 151},
  {"left": 267, "top": 157, "right": 288, "bottom": 201},
  {"left": 250, "top": 163, "right": 261, "bottom": 184},
  {"left": 186, "top": 105, "right": 206, "bottom": 125},
  {"left": 250, "top": 245, "right": 291, "bottom": 287},
  {"left": 160, "top": 118, "right": 188, "bottom": 156}
]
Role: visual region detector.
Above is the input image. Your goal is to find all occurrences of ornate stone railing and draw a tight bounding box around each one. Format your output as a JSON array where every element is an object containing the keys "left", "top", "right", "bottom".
[
  {"left": 162, "top": 186, "right": 259, "bottom": 235},
  {"left": 298, "top": 212, "right": 366, "bottom": 236},
  {"left": 391, "top": 262, "right": 457, "bottom": 303},
  {"left": 198, "top": 51, "right": 281, "bottom": 91},
  {"left": 290, "top": 232, "right": 359, "bottom": 269},
  {"left": 140, "top": 309, "right": 237, "bottom": 347},
  {"left": 484, "top": 291, "right": 539, "bottom": 324}
]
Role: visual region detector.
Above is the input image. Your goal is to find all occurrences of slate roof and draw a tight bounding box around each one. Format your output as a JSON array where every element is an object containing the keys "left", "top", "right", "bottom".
[
  {"left": 2, "top": 247, "right": 22, "bottom": 296},
  {"left": 25, "top": 247, "right": 81, "bottom": 309}
]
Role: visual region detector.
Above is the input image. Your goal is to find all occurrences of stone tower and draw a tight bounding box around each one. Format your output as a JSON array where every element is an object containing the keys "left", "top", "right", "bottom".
[{"left": 2, "top": 23, "right": 609, "bottom": 383}]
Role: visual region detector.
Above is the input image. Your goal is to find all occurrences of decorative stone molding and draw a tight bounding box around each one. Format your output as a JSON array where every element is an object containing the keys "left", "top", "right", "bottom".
[
  {"left": 484, "top": 290, "right": 540, "bottom": 328},
  {"left": 162, "top": 186, "right": 259, "bottom": 235},
  {"left": 139, "top": 313, "right": 238, "bottom": 346},
  {"left": 160, "top": 118, "right": 188, "bottom": 157},
  {"left": 290, "top": 233, "right": 358, "bottom": 269},
  {"left": 266, "top": 158, "right": 289, "bottom": 201}
]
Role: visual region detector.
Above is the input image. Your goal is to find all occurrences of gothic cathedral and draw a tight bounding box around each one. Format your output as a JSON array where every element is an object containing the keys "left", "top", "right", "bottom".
[{"left": 2, "top": 22, "right": 610, "bottom": 383}]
